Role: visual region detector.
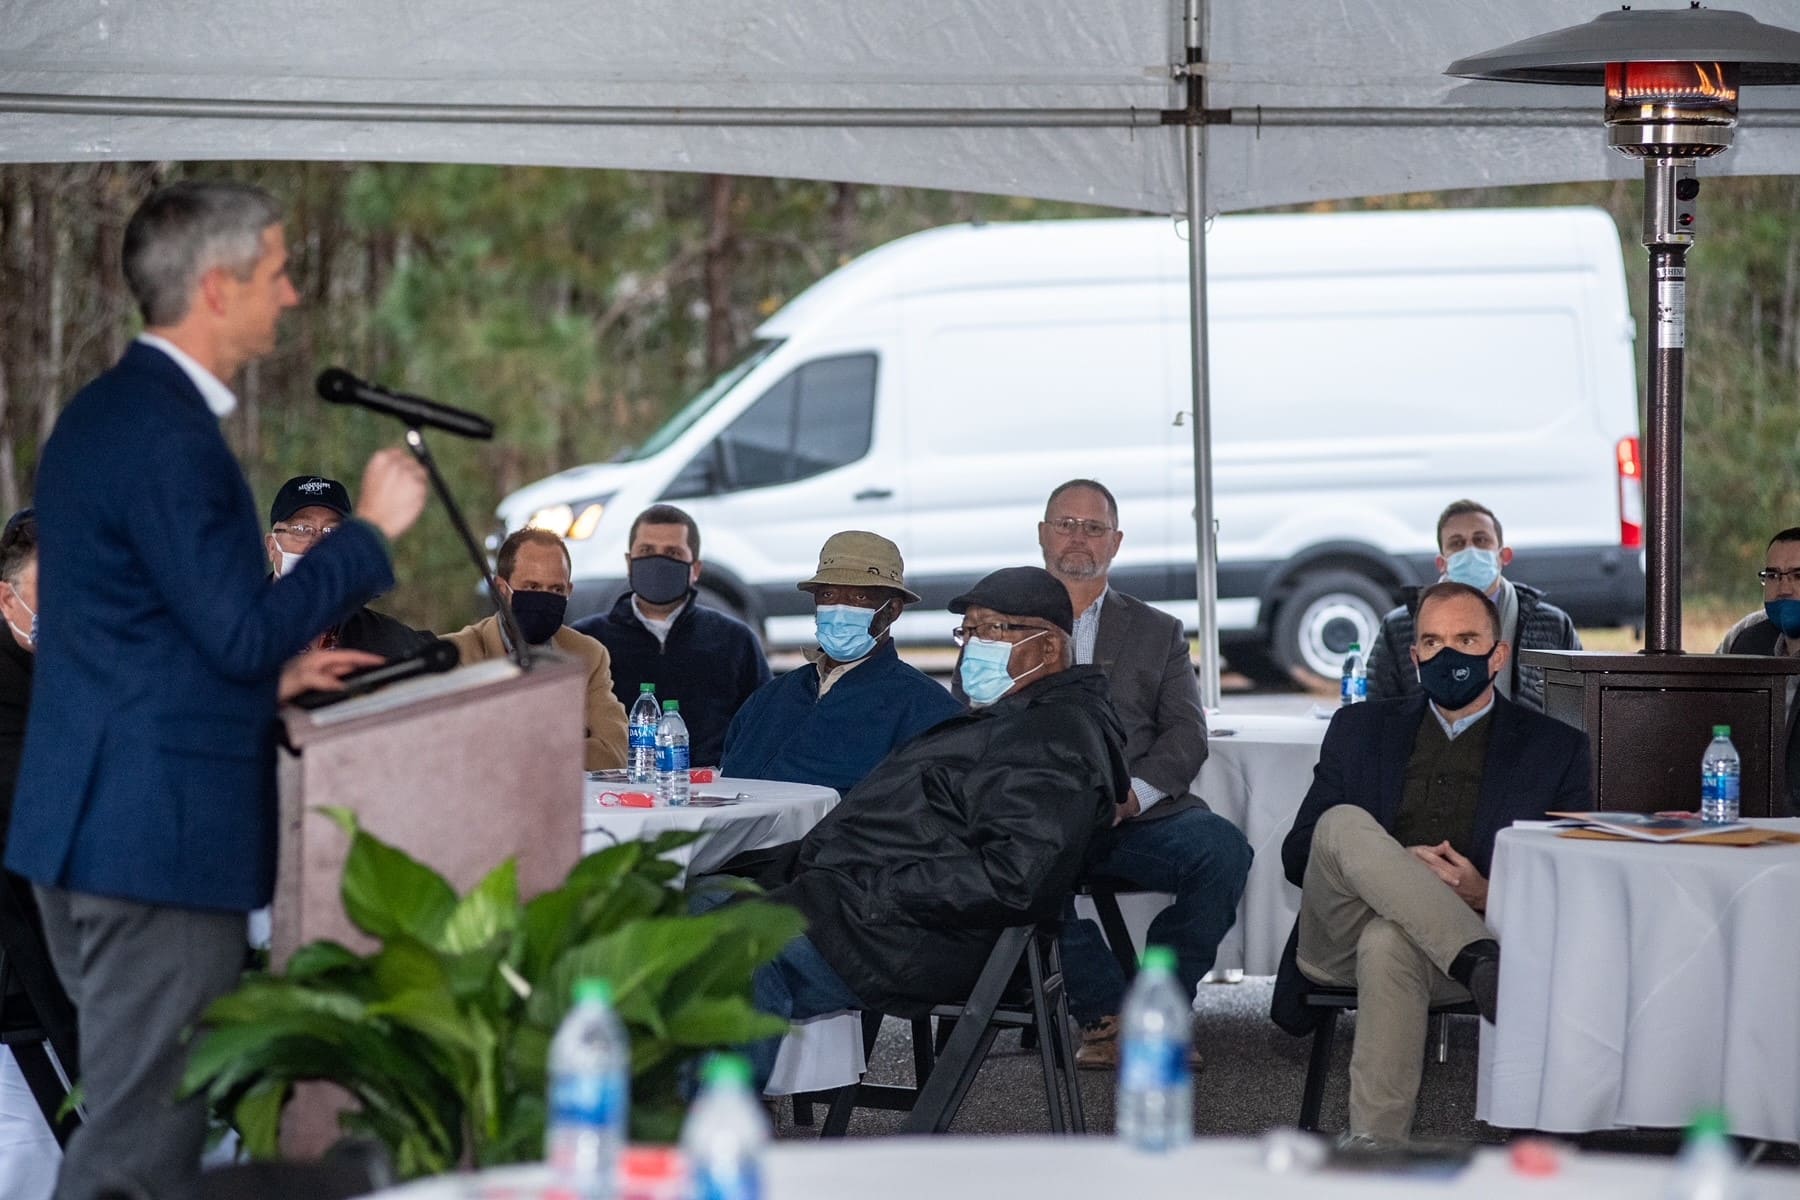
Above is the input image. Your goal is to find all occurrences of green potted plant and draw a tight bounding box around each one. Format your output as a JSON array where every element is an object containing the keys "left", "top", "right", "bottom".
[{"left": 183, "top": 808, "right": 802, "bottom": 1176}]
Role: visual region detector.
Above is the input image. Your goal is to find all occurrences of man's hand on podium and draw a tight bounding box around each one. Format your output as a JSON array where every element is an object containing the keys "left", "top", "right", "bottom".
[
  {"left": 356, "top": 447, "right": 429, "bottom": 541},
  {"left": 279, "top": 648, "right": 384, "bottom": 702}
]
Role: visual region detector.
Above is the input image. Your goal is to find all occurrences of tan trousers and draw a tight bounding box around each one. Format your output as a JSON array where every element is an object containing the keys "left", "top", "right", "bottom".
[{"left": 1295, "top": 805, "right": 1491, "bottom": 1139}]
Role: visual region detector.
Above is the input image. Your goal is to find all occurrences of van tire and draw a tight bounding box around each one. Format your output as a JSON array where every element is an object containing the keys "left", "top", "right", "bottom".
[
  {"left": 696, "top": 583, "right": 763, "bottom": 640},
  {"left": 1270, "top": 570, "right": 1392, "bottom": 685}
]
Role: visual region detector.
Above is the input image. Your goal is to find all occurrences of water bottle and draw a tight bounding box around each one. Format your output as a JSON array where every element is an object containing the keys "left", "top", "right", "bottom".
[
  {"left": 680, "top": 1053, "right": 768, "bottom": 1200},
  {"left": 655, "top": 701, "right": 691, "bottom": 807},
  {"left": 628, "top": 683, "right": 660, "bottom": 785},
  {"left": 1339, "top": 642, "right": 1366, "bottom": 706},
  {"left": 1665, "top": 1109, "right": 1742, "bottom": 1200},
  {"left": 546, "top": 978, "right": 630, "bottom": 1200},
  {"left": 1700, "top": 725, "right": 1741, "bottom": 824},
  {"left": 1116, "top": 944, "right": 1192, "bottom": 1152}
]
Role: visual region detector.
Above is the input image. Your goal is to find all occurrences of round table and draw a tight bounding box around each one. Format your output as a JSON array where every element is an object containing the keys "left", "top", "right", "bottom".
[
  {"left": 351, "top": 1135, "right": 1789, "bottom": 1200},
  {"left": 582, "top": 775, "right": 857, "bottom": 1097},
  {"left": 1479, "top": 818, "right": 1800, "bottom": 1142},
  {"left": 581, "top": 776, "right": 838, "bottom": 883}
]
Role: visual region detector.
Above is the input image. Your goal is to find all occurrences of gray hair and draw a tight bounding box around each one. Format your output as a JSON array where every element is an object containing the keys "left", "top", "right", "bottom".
[{"left": 123, "top": 182, "right": 284, "bottom": 326}]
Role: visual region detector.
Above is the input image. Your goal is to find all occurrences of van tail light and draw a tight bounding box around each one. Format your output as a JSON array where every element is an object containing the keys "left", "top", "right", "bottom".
[{"left": 1616, "top": 436, "right": 1644, "bottom": 550}]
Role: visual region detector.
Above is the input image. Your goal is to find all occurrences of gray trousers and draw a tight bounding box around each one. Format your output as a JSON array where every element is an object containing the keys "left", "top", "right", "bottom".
[
  {"left": 35, "top": 886, "right": 246, "bottom": 1200},
  {"left": 1294, "top": 806, "right": 1491, "bottom": 1139}
]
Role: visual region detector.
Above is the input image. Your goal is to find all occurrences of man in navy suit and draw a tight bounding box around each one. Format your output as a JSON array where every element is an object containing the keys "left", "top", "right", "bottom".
[
  {"left": 4, "top": 181, "right": 428, "bottom": 1200},
  {"left": 1272, "top": 580, "right": 1588, "bottom": 1145}
]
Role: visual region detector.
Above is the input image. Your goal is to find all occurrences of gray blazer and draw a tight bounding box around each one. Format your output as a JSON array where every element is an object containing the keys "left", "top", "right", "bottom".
[{"left": 1091, "top": 589, "right": 1209, "bottom": 821}]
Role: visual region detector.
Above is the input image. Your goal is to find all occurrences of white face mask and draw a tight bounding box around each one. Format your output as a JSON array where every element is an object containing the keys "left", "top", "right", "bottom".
[
  {"left": 275, "top": 550, "right": 305, "bottom": 578},
  {"left": 5, "top": 583, "right": 36, "bottom": 648}
]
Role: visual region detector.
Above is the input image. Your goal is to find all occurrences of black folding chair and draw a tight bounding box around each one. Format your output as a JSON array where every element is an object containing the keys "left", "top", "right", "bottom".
[
  {"left": 0, "top": 873, "right": 79, "bottom": 1145},
  {"left": 806, "top": 923, "right": 1085, "bottom": 1136},
  {"left": 1296, "top": 985, "right": 1478, "bottom": 1132}
]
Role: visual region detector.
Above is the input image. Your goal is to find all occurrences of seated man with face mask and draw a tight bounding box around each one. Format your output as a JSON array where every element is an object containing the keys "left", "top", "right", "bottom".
[
  {"left": 1364, "top": 499, "right": 1580, "bottom": 713},
  {"left": 714, "top": 566, "right": 1129, "bottom": 1089},
  {"left": 720, "top": 531, "right": 961, "bottom": 796},
  {"left": 442, "top": 528, "right": 629, "bottom": 771},
  {"left": 1272, "top": 580, "right": 1589, "bottom": 1146},
  {"left": 266, "top": 474, "right": 435, "bottom": 659}
]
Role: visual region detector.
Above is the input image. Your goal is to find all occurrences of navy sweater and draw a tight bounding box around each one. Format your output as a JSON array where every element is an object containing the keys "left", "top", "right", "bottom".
[
  {"left": 719, "top": 639, "right": 963, "bottom": 795},
  {"left": 573, "top": 593, "right": 770, "bottom": 767}
]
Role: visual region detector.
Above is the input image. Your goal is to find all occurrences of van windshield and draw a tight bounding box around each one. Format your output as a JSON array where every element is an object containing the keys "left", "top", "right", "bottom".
[{"left": 628, "top": 338, "right": 784, "bottom": 461}]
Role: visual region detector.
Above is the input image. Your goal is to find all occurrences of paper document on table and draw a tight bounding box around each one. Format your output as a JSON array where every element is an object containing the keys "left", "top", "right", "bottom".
[{"left": 1548, "top": 811, "right": 1748, "bottom": 842}]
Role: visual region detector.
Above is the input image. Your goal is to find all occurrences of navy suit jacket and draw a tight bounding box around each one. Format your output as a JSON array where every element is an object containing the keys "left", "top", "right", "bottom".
[
  {"left": 1271, "top": 693, "right": 1590, "bottom": 1034},
  {"left": 4, "top": 343, "right": 395, "bottom": 912}
]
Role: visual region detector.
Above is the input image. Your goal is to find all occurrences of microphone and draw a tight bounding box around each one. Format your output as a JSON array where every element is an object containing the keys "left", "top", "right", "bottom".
[
  {"left": 287, "top": 638, "right": 460, "bottom": 710},
  {"left": 315, "top": 368, "right": 495, "bottom": 441}
]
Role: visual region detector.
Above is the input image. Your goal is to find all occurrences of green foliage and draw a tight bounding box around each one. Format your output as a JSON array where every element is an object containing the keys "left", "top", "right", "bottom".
[{"left": 182, "top": 815, "right": 802, "bottom": 1175}]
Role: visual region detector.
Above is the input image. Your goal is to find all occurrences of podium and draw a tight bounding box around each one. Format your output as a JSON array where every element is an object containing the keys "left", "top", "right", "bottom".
[{"left": 272, "top": 654, "right": 587, "bottom": 964}]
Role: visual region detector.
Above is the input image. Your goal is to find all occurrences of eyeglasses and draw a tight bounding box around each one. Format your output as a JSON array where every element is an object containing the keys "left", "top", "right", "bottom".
[
  {"left": 1044, "top": 517, "right": 1114, "bottom": 539},
  {"left": 1759, "top": 568, "right": 1800, "bottom": 585},
  {"left": 951, "top": 622, "right": 1048, "bottom": 647},
  {"left": 273, "top": 522, "right": 340, "bottom": 545}
]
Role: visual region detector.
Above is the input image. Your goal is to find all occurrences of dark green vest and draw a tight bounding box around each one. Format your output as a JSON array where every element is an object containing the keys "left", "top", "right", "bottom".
[{"left": 1392, "top": 708, "right": 1493, "bottom": 856}]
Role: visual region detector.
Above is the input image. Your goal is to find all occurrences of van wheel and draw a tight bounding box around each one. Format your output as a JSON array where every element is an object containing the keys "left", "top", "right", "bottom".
[
  {"left": 1271, "top": 570, "right": 1391, "bottom": 685},
  {"left": 696, "top": 584, "right": 762, "bottom": 639}
]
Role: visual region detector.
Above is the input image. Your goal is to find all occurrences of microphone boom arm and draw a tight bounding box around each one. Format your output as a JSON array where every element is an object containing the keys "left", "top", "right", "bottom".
[{"left": 402, "top": 427, "right": 532, "bottom": 671}]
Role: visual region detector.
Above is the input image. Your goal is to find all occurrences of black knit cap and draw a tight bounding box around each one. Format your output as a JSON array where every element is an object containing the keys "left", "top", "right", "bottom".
[{"left": 948, "top": 566, "right": 1074, "bottom": 635}]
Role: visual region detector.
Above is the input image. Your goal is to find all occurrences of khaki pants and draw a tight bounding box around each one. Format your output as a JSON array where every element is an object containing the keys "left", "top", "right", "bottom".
[{"left": 1295, "top": 805, "right": 1491, "bottom": 1139}]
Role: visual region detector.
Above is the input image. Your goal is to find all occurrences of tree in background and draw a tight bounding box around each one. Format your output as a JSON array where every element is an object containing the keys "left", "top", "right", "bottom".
[{"left": 0, "top": 162, "right": 1795, "bottom": 628}]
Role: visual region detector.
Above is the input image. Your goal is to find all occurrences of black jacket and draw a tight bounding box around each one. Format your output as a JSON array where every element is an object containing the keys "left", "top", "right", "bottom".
[
  {"left": 334, "top": 605, "right": 435, "bottom": 660},
  {"left": 573, "top": 593, "right": 770, "bottom": 767},
  {"left": 0, "top": 631, "right": 30, "bottom": 848},
  {"left": 761, "top": 666, "right": 1128, "bottom": 1016},
  {"left": 1270, "top": 693, "right": 1590, "bottom": 1035},
  {"left": 1364, "top": 581, "right": 1581, "bottom": 713}
]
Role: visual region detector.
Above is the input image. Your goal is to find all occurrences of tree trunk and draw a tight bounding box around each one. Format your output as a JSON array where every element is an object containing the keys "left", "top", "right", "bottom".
[
  {"left": 830, "top": 181, "right": 858, "bottom": 264},
  {"left": 703, "top": 174, "right": 737, "bottom": 372}
]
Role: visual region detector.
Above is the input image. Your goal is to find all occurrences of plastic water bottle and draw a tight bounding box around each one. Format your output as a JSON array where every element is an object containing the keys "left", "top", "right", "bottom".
[
  {"left": 628, "top": 683, "right": 660, "bottom": 785},
  {"left": 1116, "top": 944, "right": 1192, "bottom": 1152},
  {"left": 1665, "top": 1109, "right": 1742, "bottom": 1200},
  {"left": 546, "top": 978, "right": 630, "bottom": 1200},
  {"left": 680, "top": 1053, "right": 768, "bottom": 1200},
  {"left": 1700, "top": 725, "right": 1741, "bottom": 824},
  {"left": 655, "top": 701, "right": 691, "bottom": 807},
  {"left": 1339, "top": 642, "right": 1366, "bottom": 706}
]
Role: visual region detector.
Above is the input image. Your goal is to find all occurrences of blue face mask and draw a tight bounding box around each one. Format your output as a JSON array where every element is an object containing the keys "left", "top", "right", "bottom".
[
  {"left": 816, "top": 603, "right": 886, "bottom": 662},
  {"left": 1443, "top": 546, "right": 1502, "bottom": 591},
  {"left": 958, "top": 632, "right": 1046, "bottom": 707},
  {"left": 1766, "top": 598, "right": 1800, "bottom": 638}
]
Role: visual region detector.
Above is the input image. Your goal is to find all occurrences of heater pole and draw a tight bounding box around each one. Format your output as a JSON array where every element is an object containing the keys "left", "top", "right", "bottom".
[{"left": 1640, "top": 156, "right": 1697, "bottom": 654}]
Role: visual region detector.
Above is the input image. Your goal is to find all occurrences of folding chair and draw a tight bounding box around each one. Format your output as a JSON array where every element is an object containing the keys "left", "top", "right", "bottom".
[{"left": 1295, "top": 985, "right": 1478, "bottom": 1132}]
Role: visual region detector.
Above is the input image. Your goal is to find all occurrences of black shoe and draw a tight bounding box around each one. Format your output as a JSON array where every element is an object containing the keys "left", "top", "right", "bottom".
[{"left": 1449, "top": 939, "right": 1500, "bottom": 1023}]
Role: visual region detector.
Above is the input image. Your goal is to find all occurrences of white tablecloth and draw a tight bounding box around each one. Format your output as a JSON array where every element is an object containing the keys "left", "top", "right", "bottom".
[
  {"left": 1479, "top": 819, "right": 1800, "bottom": 1142},
  {"left": 583, "top": 775, "right": 857, "bottom": 1097},
  {"left": 581, "top": 776, "right": 838, "bottom": 882},
  {"left": 1083, "top": 712, "right": 1326, "bottom": 979},
  {"left": 355, "top": 1136, "right": 1800, "bottom": 1200},
  {"left": 0, "top": 1051, "right": 56, "bottom": 1200}
]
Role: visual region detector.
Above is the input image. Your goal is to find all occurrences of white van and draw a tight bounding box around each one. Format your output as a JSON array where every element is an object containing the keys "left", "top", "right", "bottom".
[{"left": 499, "top": 208, "right": 1645, "bottom": 681}]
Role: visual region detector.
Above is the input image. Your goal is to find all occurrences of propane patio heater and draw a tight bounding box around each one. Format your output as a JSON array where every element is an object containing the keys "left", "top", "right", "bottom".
[{"left": 1447, "top": 6, "right": 1800, "bottom": 814}]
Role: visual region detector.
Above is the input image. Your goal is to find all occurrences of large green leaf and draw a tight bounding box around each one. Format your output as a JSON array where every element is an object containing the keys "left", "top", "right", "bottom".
[
  {"left": 664, "top": 995, "right": 788, "bottom": 1045},
  {"left": 231, "top": 1078, "right": 290, "bottom": 1160},
  {"left": 320, "top": 807, "right": 458, "bottom": 943},
  {"left": 283, "top": 941, "right": 368, "bottom": 983},
  {"left": 437, "top": 858, "right": 519, "bottom": 955}
]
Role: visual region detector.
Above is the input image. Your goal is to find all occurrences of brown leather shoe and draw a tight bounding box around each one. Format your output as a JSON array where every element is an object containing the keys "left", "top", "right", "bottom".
[{"left": 1074, "top": 1014, "right": 1204, "bottom": 1072}]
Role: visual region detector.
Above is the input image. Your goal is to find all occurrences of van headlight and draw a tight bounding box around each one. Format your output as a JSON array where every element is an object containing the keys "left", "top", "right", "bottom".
[{"left": 525, "top": 493, "right": 614, "bottom": 540}]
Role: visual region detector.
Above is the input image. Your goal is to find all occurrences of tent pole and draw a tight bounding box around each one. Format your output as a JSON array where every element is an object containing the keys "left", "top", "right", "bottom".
[{"left": 1182, "top": 0, "right": 1221, "bottom": 709}]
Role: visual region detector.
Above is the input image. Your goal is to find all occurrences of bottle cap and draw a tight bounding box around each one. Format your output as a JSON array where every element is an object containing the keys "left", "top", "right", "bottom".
[
  {"left": 1348, "top": 642, "right": 1361, "bottom": 653},
  {"left": 640, "top": 682, "right": 655, "bottom": 693},
  {"left": 572, "top": 977, "right": 613, "bottom": 1006},
  {"left": 663, "top": 700, "right": 680, "bottom": 713},
  {"left": 1712, "top": 724, "right": 1731, "bottom": 737},
  {"left": 703, "top": 1052, "right": 754, "bottom": 1089},
  {"left": 1688, "top": 1108, "right": 1730, "bottom": 1139},
  {"left": 1140, "top": 945, "right": 1177, "bottom": 973}
]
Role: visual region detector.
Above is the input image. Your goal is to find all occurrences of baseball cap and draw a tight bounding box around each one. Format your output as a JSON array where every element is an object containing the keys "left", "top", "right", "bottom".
[
  {"left": 949, "top": 566, "right": 1075, "bottom": 635},
  {"left": 269, "top": 476, "right": 351, "bottom": 527},
  {"left": 797, "top": 531, "right": 920, "bottom": 603}
]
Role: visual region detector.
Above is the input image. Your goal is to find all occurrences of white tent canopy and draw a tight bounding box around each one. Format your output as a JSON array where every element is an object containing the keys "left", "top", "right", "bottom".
[{"left": 4, "top": 1, "right": 1798, "bottom": 212}]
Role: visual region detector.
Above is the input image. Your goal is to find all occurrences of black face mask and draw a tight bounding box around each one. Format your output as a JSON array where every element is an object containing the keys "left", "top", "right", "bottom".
[
  {"left": 628, "top": 554, "right": 693, "bottom": 606},
  {"left": 509, "top": 589, "right": 568, "bottom": 645},
  {"left": 1415, "top": 645, "right": 1495, "bottom": 710}
]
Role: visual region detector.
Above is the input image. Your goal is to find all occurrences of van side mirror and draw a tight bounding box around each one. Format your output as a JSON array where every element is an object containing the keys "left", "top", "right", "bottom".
[{"left": 664, "top": 442, "right": 729, "bottom": 500}]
